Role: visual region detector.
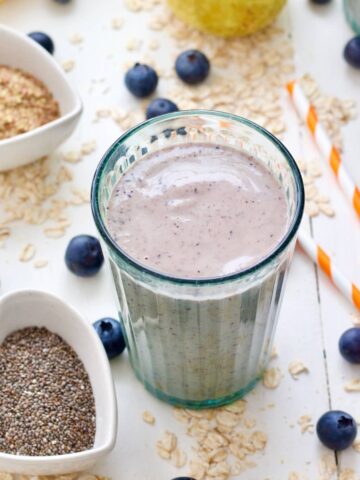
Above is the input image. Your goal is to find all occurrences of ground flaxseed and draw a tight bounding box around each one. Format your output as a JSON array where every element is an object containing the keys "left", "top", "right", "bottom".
[
  {"left": 0, "top": 65, "right": 60, "bottom": 141},
  {"left": 0, "top": 327, "right": 96, "bottom": 456}
]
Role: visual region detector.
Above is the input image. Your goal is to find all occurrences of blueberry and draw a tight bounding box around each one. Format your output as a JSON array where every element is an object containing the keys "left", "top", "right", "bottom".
[
  {"left": 170, "top": 478, "right": 196, "bottom": 480},
  {"left": 65, "top": 235, "right": 104, "bottom": 277},
  {"left": 344, "top": 36, "right": 360, "bottom": 69},
  {"left": 93, "top": 318, "right": 126, "bottom": 359},
  {"left": 175, "top": 49, "right": 210, "bottom": 85},
  {"left": 316, "top": 410, "right": 357, "bottom": 450},
  {"left": 125, "top": 63, "right": 158, "bottom": 98},
  {"left": 53, "top": 0, "right": 71, "bottom": 3},
  {"left": 28, "top": 32, "right": 55, "bottom": 55},
  {"left": 339, "top": 327, "right": 360, "bottom": 363},
  {"left": 146, "top": 98, "right": 179, "bottom": 119},
  {"left": 310, "top": 0, "right": 331, "bottom": 4}
]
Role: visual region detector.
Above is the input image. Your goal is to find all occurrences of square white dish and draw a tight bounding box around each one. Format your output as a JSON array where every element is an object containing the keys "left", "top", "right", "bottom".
[
  {"left": 0, "top": 289, "right": 117, "bottom": 475},
  {"left": 0, "top": 24, "right": 82, "bottom": 172}
]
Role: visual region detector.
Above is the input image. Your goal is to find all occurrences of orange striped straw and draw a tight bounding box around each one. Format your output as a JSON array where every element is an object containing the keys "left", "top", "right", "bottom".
[
  {"left": 287, "top": 80, "right": 360, "bottom": 218},
  {"left": 298, "top": 229, "right": 360, "bottom": 310}
]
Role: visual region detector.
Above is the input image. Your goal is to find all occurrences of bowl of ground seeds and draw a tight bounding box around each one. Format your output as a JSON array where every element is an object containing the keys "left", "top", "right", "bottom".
[
  {"left": 0, "top": 289, "right": 117, "bottom": 475},
  {"left": 0, "top": 24, "right": 82, "bottom": 172}
]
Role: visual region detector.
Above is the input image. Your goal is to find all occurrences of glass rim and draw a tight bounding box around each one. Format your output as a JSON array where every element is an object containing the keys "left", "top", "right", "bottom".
[{"left": 91, "top": 109, "right": 304, "bottom": 286}]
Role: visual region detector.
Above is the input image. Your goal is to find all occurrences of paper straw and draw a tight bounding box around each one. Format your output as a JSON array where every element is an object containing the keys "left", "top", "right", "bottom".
[
  {"left": 287, "top": 80, "right": 360, "bottom": 218},
  {"left": 298, "top": 229, "right": 360, "bottom": 310}
]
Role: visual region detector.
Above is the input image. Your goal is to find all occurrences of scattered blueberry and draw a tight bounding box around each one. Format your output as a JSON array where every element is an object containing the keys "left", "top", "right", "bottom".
[
  {"left": 344, "top": 36, "right": 360, "bottom": 69},
  {"left": 93, "top": 318, "right": 126, "bottom": 359},
  {"left": 339, "top": 327, "right": 360, "bottom": 364},
  {"left": 125, "top": 63, "right": 158, "bottom": 98},
  {"left": 53, "top": 0, "right": 71, "bottom": 3},
  {"left": 310, "top": 0, "right": 331, "bottom": 4},
  {"left": 146, "top": 98, "right": 179, "bottom": 119},
  {"left": 65, "top": 234, "right": 104, "bottom": 277},
  {"left": 175, "top": 49, "right": 210, "bottom": 85},
  {"left": 316, "top": 410, "right": 357, "bottom": 451},
  {"left": 28, "top": 32, "right": 55, "bottom": 54},
  {"left": 170, "top": 478, "right": 196, "bottom": 480}
]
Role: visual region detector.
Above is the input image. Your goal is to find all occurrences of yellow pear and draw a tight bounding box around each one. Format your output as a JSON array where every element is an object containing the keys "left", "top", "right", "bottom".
[{"left": 167, "top": 0, "right": 287, "bottom": 37}]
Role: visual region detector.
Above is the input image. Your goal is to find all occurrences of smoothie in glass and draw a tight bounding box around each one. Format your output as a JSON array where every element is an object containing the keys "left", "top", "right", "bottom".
[
  {"left": 106, "top": 143, "right": 288, "bottom": 278},
  {"left": 91, "top": 111, "right": 304, "bottom": 408}
]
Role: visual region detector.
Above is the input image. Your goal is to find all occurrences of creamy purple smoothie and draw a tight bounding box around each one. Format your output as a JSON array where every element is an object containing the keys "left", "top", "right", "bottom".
[{"left": 106, "top": 143, "right": 288, "bottom": 278}]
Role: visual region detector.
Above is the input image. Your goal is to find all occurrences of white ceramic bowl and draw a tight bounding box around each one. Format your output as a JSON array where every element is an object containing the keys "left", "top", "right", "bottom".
[
  {"left": 0, "top": 289, "right": 117, "bottom": 475},
  {"left": 0, "top": 24, "right": 82, "bottom": 172}
]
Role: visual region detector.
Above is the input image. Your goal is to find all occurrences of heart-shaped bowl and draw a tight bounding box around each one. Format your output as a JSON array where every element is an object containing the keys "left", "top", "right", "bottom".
[
  {"left": 0, "top": 24, "right": 82, "bottom": 172},
  {"left": 0, "top": 289, "right": 117, "bottom": 475}
]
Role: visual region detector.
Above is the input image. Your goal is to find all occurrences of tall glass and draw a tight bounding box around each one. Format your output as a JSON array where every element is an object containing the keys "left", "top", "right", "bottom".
[{"left": 91, "top": 111, "right": 304, "bottom": 409}]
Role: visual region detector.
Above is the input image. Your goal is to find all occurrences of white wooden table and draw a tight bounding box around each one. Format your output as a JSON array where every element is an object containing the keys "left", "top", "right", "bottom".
[{"left": 1, "top": 0, "right": 360, "bottom": 478}]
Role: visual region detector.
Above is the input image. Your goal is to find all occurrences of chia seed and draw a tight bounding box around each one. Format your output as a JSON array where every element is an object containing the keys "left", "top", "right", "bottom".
[{"left": 0, "top": 327, "right": 96, "bottom": 456}]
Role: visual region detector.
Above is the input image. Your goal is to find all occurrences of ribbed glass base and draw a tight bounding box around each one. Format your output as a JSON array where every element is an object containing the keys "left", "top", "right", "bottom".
[{"left": 133, "top": 366, "right": 261, "bottom": 409}]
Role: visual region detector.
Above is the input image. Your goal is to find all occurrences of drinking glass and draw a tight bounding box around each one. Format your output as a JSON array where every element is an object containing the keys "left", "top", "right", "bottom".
[{"left": 91, "top": 110, "right": 304, "bottom": 408}]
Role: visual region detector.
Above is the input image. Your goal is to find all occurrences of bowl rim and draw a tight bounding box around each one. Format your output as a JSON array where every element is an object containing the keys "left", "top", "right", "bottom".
[
  {"left": 0, "top": 288, "right": 117, "bottom": 465},
  {"left": 0, "top": 23, "right": 83, "bottom": 148}
]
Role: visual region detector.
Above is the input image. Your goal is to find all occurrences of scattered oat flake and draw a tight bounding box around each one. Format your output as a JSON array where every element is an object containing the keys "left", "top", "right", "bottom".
[
  {"left": 350, "top": 312, "right": 360, "bottom": 325},
  {"left": 125, "top": 0, "right": 143, "bottom": 11},
  {"left": 62, "top": 60, "right": 75, "bottom": 72},
  {"left": 305, "top": 201, "right": 319, "bottom": 217},
  {"left": 33, "top": 259, "right": 48, "bottom": 269},
  {"left": 149, "top": 38, "right": 159, "bottom": 50},
  {"left": 216, "top": 410, "right": 240, "bottom": 429},
  {"left": 157, "top": 430, "right": 177, "bottom": 453},
  {"left": 250, "top": 430, "right": 267, "bottom": 449},
  {"left": 0, "top": 227, "right": 10, "bottom": 245},
  {"left": 344, "top": 379, "right": 360, "bottom": 392},
  {"left": 173, "top": 407, "right": 190, "bottom": 424},
  {"left": 339, "top": 469, "right": 357, "bottom": 480},
  {"left": 126, "top": 38, "right": 142, "bottom": 51},
  {"left": 189, "top": 459, "right": 208, "bottom": 480},
  {"left": 288, "top": 360, "right": 309, "bottom": 378},
  {"left": 207, "top": 460, "right": 231, "bottom": 477},
  {"left": 148, "top": 16, "right": 166, "bottom": 30},
  {"left": 263, "top": 367, "right": 282, "bottom": 389},
  {"left": 63, "top": 150, "right": 82, "bottom": 163},
  {"left": 95, "top": 108, "right": 112, "bottom": 119},
  {"left": 208, "top": 447, "right": 228, "bottom": 463},
  {"left": 111, "top": 17, "right": 124, "bottom": 29},
  {"left": 71, "top": 187, "right": 89, "bottom": 202},
  {"left": 318, "top": 203, "right": 335, "bottom": 217},
  {"left": 289, "top": 473, "right": 309, "bottom": 480},
  {"left": 171, "top": 447, "right": 187, "bottom": 468},
  {"left": 142, "top": 410, "right": 155, "bottom": 425},
  {"left": 81, "top": 140, "right": 97, "bottom": 155},
  {"left": 44, "top": 227, "right": 65, "bottom": 238},
  {"left": 319, "top": 452, "right": 336, "bottom": 479},
  {"left": 269, "top": 345, "right": 278, "bottom": 360},
  {"left": 243, "top": 417, "right": 256, "bottom": 429},
  {"left": 298, "top": 415, "right": 314, "bottom": 434},
  {"left": 19, "top": 243, "right": 36, "bottom": 262},
  {"left": 224, "top": 399, "right": 246, "bottom": 415},
  {"left": 156, "top": 445, "right": 171, "bottom": 460},
  {"left": 68, "top": 33, "right": 83, "bottom": 44}
]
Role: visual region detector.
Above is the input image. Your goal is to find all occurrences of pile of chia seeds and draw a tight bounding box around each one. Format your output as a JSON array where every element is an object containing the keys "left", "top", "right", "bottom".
[{"left": 0, "top": 327, "right": 96, "bottom": 456}]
